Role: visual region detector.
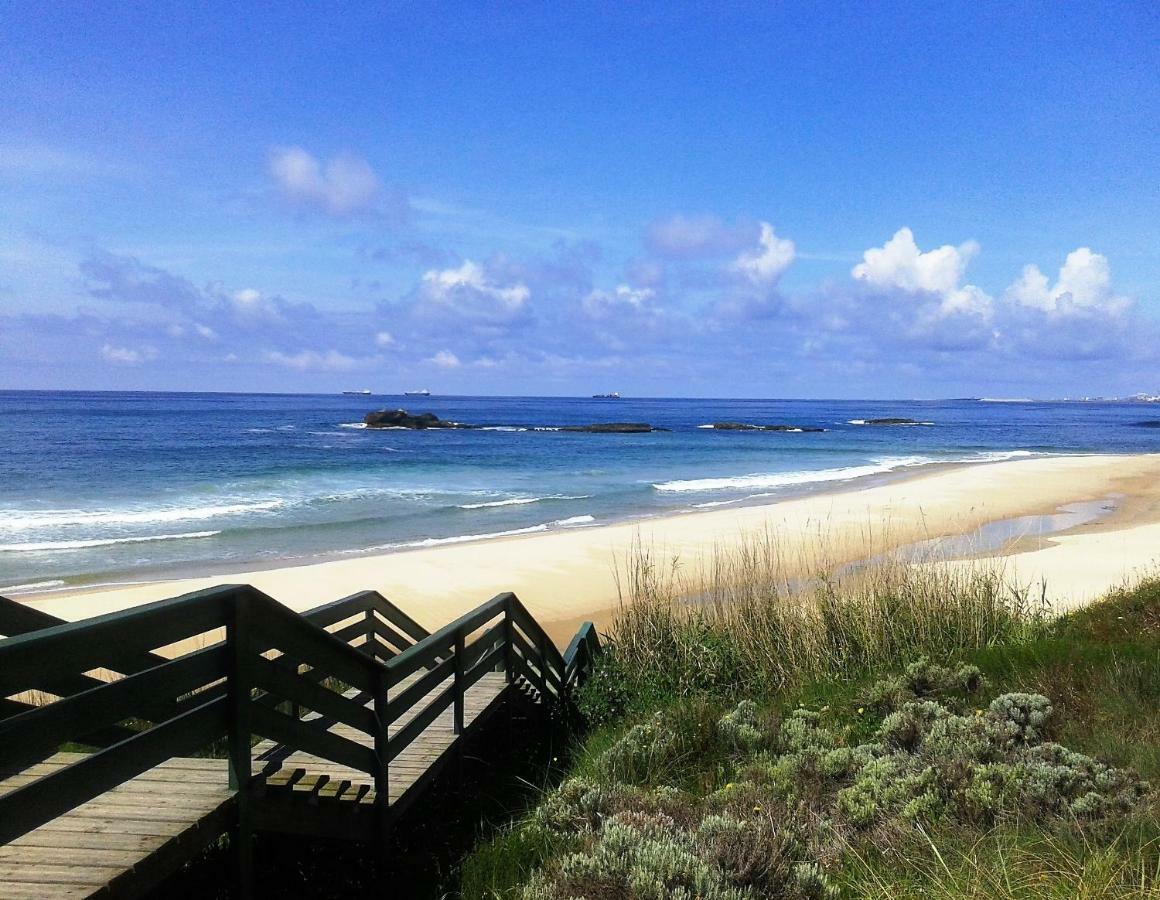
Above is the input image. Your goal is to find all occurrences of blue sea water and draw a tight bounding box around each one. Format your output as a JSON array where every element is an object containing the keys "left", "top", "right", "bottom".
[{"left": 1, "top": 391, "right": 1158, "bottom": 592}]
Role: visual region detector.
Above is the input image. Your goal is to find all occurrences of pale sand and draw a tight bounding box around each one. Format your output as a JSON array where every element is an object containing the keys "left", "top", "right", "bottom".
[{"left": 20, "top": 454, "right": 1160, "bottom": 645}]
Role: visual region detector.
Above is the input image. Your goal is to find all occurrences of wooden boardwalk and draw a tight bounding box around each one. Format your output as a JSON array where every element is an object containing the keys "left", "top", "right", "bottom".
[{"left": 0, "top": 588, "right": 601, "bottom": 898}]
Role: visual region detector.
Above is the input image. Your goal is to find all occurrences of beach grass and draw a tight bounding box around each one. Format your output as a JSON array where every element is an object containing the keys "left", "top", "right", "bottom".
[
  {"left": 458, "top": 543, "right": 1160, "bottom": 899},
  {"left": 582, "top": 532, "right": 1050, "bottom": 720}
]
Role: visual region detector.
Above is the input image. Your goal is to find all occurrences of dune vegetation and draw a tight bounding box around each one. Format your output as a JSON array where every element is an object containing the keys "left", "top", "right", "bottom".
[{"left": 459, "top": 536, "right": 1160, "bottom": 898}]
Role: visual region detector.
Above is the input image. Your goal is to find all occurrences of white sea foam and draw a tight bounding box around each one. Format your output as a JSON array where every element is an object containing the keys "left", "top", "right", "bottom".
[
  {"left": 970, "top": 450, "right": 1036, "bottom": 463},
  {"left": 0, "top": 579, "right": 67, "bottom": 593},
  {"left": 457, "top": 494, "right": 591, "bottom": 510},
  {"left": 696, "top": 424, "right": 715, "bottom": 429},
  {"left": 654, "top": 451, "right": 1039, "bottom": 494},
  {"left": 0, "top": 500, "right": 284, "bottom": 532},
  {"left": 356, "top": 515, "right": 597, "bottom": 552},
  {"left": 655, "top": 456, "right": 941, "bottom": 494},
  {"left": 0, "top": 531, "right": 222, "bottom": 553},
  {"left": 555, "top": 515, "right": 596, "bottom": 527},
  {"left": 848, "top": 419, "right": 935, "bottom": 426},
  {"left": 478, "top": 426, "right": 528, "bottom": 432},
  {"left": 337, "top": 422, "right": 368, "bottom": 429}
]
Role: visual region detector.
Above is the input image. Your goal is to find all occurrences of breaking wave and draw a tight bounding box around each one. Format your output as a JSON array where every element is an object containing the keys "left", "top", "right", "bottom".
[{"left": 0, "top": 531, "right": 222, "bottom": 553}]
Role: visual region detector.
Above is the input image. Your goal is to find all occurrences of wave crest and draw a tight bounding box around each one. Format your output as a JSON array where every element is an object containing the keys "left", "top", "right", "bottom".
[{"left": 0, "top": 531, "right": 222, "bottom": 553}]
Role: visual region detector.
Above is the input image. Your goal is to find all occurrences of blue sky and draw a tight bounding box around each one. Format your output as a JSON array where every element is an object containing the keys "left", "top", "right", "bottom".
[{"left": 1, "top": 2, "right": 1158, "bottom": 397}]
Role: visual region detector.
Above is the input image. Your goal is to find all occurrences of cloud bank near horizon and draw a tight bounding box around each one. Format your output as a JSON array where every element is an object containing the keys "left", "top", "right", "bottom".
[{"left": 0, "top": 145, "right": 1154, "bottom": 397}]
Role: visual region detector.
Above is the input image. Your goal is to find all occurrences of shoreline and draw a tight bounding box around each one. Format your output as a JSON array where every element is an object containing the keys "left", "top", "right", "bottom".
[
  {"left": 17, "top": 453, "right": 1160, "bottom": 645},
  {"left": 1, "top": 452, "right": 1026, "bottom": 598}
]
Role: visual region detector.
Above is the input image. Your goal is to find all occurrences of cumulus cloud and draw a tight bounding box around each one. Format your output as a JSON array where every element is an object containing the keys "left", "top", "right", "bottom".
[
  {"left": 268, "top": 146, "right": 387, "bottom": 218},
  {"left": 418, "top": 260, "right": 530, "bottom": 322},
  {"left": 263, "top": 349, "right": 378, "bottom": 372},
  {"left": 100, "top": 343, "right": 157, "bottom": 365},
  {"left": 732, "top": 222, "right": 796, "bottom": 285},
  {"left": 1005, "top": 248, "right": 1130, "bottom": 316},
  {"left": 429, "top": 350, "right": 460, "bottom": 368},
  {"left": 375, "top": 330, "right": 395, "bottom": 347},
  {"left": 852, "top": 227, "right": 991, "bottom": 319}
]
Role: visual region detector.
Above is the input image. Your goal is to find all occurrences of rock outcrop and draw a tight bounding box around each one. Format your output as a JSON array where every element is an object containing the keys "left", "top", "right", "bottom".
[
  {"left": 709, "top": 422, "right": 825, "bottom": 432},
  {"left": 363, "top": 409, "right": 470, "bottom": 429}
]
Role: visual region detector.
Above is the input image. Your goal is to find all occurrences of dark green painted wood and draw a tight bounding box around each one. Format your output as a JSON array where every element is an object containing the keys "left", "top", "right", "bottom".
[
  {"left": 0, "top": 697, "right": 228, "bottom": 845},
  {"left": 250, "top": 656, "right": 377, "bottom": 737},
  {"left": 250, "top": 705, "right": 378, "bottom": 776},
  {"left": 0, "top": 643, "right": 229, "bottom": 774},
  {"left": 385, "top": 656, "right": 455, "bottom": 725},
  {"left": 386, "top": 685, "right": 455, "bottom": 762}
]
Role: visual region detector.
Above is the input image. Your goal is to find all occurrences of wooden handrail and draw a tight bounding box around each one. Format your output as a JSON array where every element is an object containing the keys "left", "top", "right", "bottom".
[{"left": 0, "top": 582, "right": 602, "bottom": 854}]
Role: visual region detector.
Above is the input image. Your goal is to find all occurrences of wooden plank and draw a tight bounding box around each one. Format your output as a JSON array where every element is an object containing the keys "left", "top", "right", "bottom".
[
  {"left": 0, "top": 881, "right": 92, "bottom": 898},
  {"left": 250, "top": 657, "right": 377, "bottom": 736},
  {"left": 385, "top": 657, "right": 454, "bottom": 724},
  {"left": 387, "top": 686, "right": 454, "bottom": 762},
  {"left": 0, "top": 645, "right": 229, "bottom": 775},
  {"left": 0, "top": 586, "right": 235, "bottom": 698},
  {"left": 252, "top": 600, "right": 378, "bottom": 694},
  {"left": 0, "top": 845, "right": 143, "bottom": 867},
  {"left": 250, "top": 705, "right": 377, "bottom": 776},
  {"left": 0, "top": 698, "right": 228, "bottom": 845}
]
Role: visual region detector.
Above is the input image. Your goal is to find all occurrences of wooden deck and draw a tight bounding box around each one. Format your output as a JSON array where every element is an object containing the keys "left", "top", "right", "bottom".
[
  {"left": 0, "top": 586, "right": 602, "bottom": 898},
  {"left": 0, "top": 672, "right": 510, "bottom": 898},
  {"left": 0, "top": 757, "right": 235, "bottom": 899}
]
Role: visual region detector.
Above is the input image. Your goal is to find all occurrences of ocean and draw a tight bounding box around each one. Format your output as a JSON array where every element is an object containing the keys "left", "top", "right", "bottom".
[{"left": 1, "top": 391, "right": 1157, "bottom": 592}]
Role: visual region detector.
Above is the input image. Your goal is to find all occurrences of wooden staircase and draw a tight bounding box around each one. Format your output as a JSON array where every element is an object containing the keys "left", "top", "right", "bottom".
[{"left": 0, "top": 587, "right": 601, "bottom": 898}]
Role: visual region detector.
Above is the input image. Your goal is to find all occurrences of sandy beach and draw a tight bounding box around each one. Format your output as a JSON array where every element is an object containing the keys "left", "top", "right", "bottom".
[{"left": 18, "top": 453, "right": 1160, "bottom": 644}]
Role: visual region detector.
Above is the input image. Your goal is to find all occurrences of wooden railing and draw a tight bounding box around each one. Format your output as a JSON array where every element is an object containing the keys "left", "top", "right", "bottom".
[{"left": 0, "top": 586, "right": 600, "bottom": 855}]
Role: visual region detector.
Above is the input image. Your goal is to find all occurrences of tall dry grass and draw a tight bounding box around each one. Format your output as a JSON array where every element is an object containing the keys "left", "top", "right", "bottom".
[{"left": 606, "top": 527, "right": 1049, "bottom": 697}]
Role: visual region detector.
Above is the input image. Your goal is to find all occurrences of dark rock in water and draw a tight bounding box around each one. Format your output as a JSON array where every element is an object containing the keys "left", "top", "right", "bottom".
[
  {"left": 1132, "top": 420, "right": 1160, "bottom": 428},
  {"left": 862, "top": 417, "right": 923, "bottom": 426},
  {"left": 710, "top": 422, "right": 825, "bottom": 432},
  {"left": 363, "top": 409, "right": 470, "bottom": 429},
  {"left": 558, "top": 422, "right": 667, "bottom": 433}
]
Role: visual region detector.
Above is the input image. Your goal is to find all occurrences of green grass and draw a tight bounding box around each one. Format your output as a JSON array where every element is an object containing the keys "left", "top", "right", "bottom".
[{"left": 458, "top": 571, "right": 1160, "bottom": 899}]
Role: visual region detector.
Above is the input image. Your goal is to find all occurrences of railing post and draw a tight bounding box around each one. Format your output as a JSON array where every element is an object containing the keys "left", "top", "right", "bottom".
[
  {"left": 374, "top": 667, "right": 390, "bottom": 847},
  {"left": 503, "top": 602, "right": 514, "bottom": 685},
  {"left": 453, "top": 629, "right": 465, "bottom": 735},
  {"left": 535, "top": 630, "right": 548, "bottom": 703},
  {"left": 228, "top": 589, "right": 254, "bottom": 898},
  {"left": 364, "top": 608, "right": 377, "bottom": 661}
]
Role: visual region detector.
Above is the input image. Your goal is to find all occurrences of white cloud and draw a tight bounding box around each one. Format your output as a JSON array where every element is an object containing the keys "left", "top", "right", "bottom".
[
  {"left": 228, "top": 288, "right": 288, "bottom": 326},
  {"left": 268, "top": 146, "right": 381, "bottom": 217},
  {"left": 194, "top": 323, "right": 217, "bottom": 340},
  {"left": 429, "top": 350, "right": 461, "bottom": 368},
  {"left": 853, "top": 227, "right": 990, "bottom": 318},
  {"left": 422, "top": 261, "right": 529, "bottom": 310},
  {"left": 416, "top": 260, "right": 531, "bottom": 326},
  {"left": 263, "top": 349, "right": 376, "bottom": 372},
  {"left": 732, "top": 222, "right": 796, "bottom": 284},
  {"left": 1005, "top": 248, "right": 1130, "bottom": 316},
  {"left": 375, "top": 330, "right": 395, "bottom": 347},
  {"left": 233, "top": 288, "right": 263, "bottom": 305},
  {"left": 101, "top": 343, "right": 157, "bottom": 366},
  {"left": 583, "top": 284, "right": 656, "bottom": 317}
]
